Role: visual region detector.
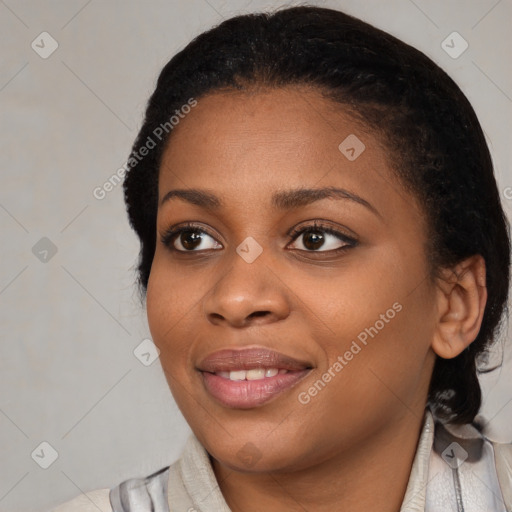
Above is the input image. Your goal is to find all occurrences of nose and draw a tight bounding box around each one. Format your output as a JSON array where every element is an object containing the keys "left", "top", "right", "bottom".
[{"left": 202, "top": 249, "right": 291, "bottom": 328}]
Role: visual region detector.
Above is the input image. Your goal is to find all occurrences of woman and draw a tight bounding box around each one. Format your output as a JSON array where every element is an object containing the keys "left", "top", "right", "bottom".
[{"left": 54, "top": 4, "right": 512, "bottom": 511}]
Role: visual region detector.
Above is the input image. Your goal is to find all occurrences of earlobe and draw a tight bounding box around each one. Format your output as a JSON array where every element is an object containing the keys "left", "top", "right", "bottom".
[{"left": 431, "top": 254, "right": 487, "bottom": 359}]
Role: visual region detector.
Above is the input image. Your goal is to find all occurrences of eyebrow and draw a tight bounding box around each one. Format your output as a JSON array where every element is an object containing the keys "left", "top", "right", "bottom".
[{"left": 160, "top": 186, "right": 381, "bottom": 218}]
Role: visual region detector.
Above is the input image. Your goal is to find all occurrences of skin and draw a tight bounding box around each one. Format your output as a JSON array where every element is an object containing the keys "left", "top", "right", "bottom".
[{"left": 146, "top": 85, "right": 487, "bottom": 512}]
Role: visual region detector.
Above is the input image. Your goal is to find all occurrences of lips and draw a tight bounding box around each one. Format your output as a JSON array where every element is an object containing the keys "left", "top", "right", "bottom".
[{"left": 197, "top": 347, "right": 313, "bottom": 409}]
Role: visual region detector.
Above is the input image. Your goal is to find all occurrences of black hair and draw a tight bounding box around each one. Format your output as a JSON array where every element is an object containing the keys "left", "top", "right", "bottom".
[{"left": 123, "top": 4, "right": 510, "bottom": 425}]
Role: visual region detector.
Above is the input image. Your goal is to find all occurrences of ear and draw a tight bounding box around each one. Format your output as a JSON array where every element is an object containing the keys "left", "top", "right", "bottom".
[{"left": 431, "top": 254, "right": 487, "bottom": 359}]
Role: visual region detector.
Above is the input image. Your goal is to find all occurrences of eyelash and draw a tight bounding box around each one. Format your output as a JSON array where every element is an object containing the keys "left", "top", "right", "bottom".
[
  {"left": 161, "top": 221, "right": 358, "bottom": 255},
  {"left": 288, "top": 222, "right": 357, "bottom": 253}
]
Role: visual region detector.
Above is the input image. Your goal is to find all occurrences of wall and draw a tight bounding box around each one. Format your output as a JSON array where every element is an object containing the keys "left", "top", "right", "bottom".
[{"left": 1, "top": 1, "right": 511, "bottom": 510}]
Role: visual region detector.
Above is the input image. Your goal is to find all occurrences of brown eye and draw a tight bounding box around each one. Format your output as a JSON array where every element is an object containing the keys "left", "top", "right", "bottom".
[
  {"left": 177, "top": 230, "right": 204, "bottom": 251},
  {"left": 161, "top": 224, "right": 223, "bottom": 252},
  {"left": 288, "top": 223, "right": 357, "bottom": 253},
  {"left": 301, "top": 231, "right": 326, "bottom": 251}
]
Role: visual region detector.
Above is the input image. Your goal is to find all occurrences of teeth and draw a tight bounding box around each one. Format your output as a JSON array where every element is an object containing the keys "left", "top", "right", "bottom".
[
  {"left": 229, "top": 370, "right": 247, "bottom": 381},
  {"left": 246, "top": 368, "right": 266, "bottom": 380},
  {"left": 215, "top": 368, "right": 287, "bottom": 380}
]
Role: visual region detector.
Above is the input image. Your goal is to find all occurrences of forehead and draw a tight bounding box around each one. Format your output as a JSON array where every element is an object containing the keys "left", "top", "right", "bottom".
[{"left": 157, "top": 86, "right": 408, "bottom": 217}]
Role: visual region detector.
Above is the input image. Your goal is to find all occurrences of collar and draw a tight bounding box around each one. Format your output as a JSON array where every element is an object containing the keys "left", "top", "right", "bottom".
[
  {"left": 399, "top": 408, "right": 435, "bottom": 511},
  {"left": 169, "top": 433, "right": 232, "bottom": 511}
]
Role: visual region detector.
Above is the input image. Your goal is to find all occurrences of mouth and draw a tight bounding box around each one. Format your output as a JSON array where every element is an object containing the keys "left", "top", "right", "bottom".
[{"left": 197, "top": 347, "right": 313, "bottom": 409}]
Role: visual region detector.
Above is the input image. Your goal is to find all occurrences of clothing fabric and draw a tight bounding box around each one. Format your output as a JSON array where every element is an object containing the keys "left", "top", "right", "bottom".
[{"left": 52, "top": 408, "right": 512, "bottom": 511}]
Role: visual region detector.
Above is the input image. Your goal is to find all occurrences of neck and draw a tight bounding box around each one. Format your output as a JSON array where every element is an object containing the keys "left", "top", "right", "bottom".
[{"left": 212, "top": 408, "right": 427, "bottom": 512}]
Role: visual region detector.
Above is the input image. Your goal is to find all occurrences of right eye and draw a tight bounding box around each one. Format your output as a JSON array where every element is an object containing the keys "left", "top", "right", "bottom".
[{"left": 161, "top": 223, "right": 223, "bottom": 252}]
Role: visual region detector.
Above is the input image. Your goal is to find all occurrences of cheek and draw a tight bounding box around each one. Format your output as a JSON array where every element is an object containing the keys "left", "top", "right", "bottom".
[
  {"left": 310, "top": 246, "right": 436, "bottom": 398},
  {"left": 307, "top": 252, "right": 414, "bottom": 345},
  {"left": 146, "top": 267, "right": 201, "bottom": 416},
  {"left": 333, "top": 288, "right": 435, "bottom": 408},
  {"left": 146, "top": 264, "right": 167, "bottom": 344},
  {"left": 291, "top": 297, "right": 435, "bottom": 456},
  {"left": 146, "top": 259, "right": 193, "bottom": 365}
]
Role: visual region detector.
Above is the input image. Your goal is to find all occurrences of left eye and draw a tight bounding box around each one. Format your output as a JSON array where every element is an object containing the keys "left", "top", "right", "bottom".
[
  {"left": 288, "top": 226, "right": 356, "bottom": 252},
  {"left": 162, "top": 226, "right": 222, "bottom": 252}
]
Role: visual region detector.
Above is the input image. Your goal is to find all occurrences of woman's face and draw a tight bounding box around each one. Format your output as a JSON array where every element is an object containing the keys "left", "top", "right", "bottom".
[{"left": 147, "top": 85, "right": 439, "bottom": 472}]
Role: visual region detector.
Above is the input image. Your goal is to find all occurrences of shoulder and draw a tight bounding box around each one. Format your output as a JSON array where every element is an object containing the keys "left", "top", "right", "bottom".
[
  {"left": 436, "top": 417, "right": 512, "bottom": 510},
  {"left": 492, "top": 439, "right": 512, "bottom": 468},
  {"left": 50, "top": 435, "right": 207, "bottom": 512},
  {"left": 50, "top": 463, "right": 173, "bottom": 512},
  {"left": 489, "top": 439, "right": 512, "bottom": 509},
  {"left": 51, "top": 488, "right": 112, "bottom": 512}
]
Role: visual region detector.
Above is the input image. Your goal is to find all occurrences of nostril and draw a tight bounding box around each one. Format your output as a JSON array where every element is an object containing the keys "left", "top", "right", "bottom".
[{"left": 248, "top": 311, "right": 270, "bottom": 319}]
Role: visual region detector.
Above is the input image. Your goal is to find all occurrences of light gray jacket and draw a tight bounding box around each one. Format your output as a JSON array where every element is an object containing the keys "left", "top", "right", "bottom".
[{"left": 52, "top": 409, "right": 512, "bottom": 511}]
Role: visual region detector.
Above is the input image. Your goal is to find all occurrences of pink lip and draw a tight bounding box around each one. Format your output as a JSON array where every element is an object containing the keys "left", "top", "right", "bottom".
[
  {"left": 201, "top": 370, "right": 310, "bottom": 408},
  {"left": 197, "top": 347, "right": 313, "bottom": 409}
]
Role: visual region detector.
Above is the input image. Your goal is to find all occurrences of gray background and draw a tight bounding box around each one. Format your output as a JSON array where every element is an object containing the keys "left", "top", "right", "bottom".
[{"left": 1, "top": 1, "right": 511, "bottom": 510}]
